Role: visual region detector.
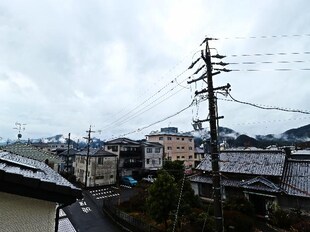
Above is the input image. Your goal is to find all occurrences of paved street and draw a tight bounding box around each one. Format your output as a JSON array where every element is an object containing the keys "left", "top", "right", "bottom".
[{"left": 63, "top": 187, "right": 124, "bottom": 232}]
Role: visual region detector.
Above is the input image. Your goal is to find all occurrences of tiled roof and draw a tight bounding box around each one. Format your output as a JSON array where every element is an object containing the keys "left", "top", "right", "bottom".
[
  {"left": 2, "top": 142, "right": 60, "bottom": 164},
  {"left": 190, "top": 175, "right": 281, "bottom": 193},
  {"left": 196, "top": 150, "right": 285, "bottom": 176},
  {"left": 58, "top": 149, "right": 79, "bottom": 156},
  {"left": 0, "top": 152, "right": 82, "bottom": 203},
  {"left": 105, "top": 138, "right": 140, "bottom": 145},
  {"left": 76, "top": 148, "right": 117, "bottom": 157},
  {"left": 281, "top": 159, "right": 310, "bottom": 198}
]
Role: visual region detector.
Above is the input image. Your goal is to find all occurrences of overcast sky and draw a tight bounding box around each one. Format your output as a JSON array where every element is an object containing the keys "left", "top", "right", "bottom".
[{"left": 1, "top": 0, "right": 310, "bottom": 141}]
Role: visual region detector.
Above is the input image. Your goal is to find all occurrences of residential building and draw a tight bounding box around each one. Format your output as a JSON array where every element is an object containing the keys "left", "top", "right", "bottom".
[
  {"left": 105, "top": 138, "right": 143, "bottom": 177},
  {"left": 190, "top": 149, "right": 310, "bottom": 216},
  {"left": 146, "top": 127, "right": 196, "bottom": 168},
  {"left": 2, "top": 142, "right": 61, "bottom": 171},
  {"left": 141, "top": 141, "right": 163, "bottom": 172},
  {"left": 58, "top": 148, "right": 78, "bottom": 174},
  {"left": 74, "top": 148, "right": 117, "bottom": 187},
  {"left": 0, "top": 151, "right": 82, "bottom": 232}
]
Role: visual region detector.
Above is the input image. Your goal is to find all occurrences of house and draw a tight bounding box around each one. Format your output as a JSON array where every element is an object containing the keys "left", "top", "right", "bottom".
[
  {"left": 191, "top": 148, "right": 310, "bottom": 215},
  {"left": 58, "top": 148, "right": 78, "bottom": 174},
  {"left": 146, "top": 127, "right": 196, "bottom": 168},
  {"left": 278, "top": 150, "right": 310, "bottom": 211},
  {"left": 1, "top": 142, "right": 61, "bottom": 171},
  {"left": 74, "top": 148, "right": 117, "bottom": 187},
  {"left": 190, "top": 150, "right": 286, "bottom": 216},
  {"left": 105, "top": 138, "right": 143, "bottom": 177},
  {"left": 141, "top": 141, "right": 163, "bottom": 172},
  {"left": 0, "top": 151, "right": 82, "bottom": 232}
]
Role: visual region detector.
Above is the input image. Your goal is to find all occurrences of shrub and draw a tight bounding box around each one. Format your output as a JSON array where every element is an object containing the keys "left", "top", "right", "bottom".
[
  {"left": 224, "top": 197, "right": 255, "bottom": 217},
  {"left": 224, "top": 210, "right": 254, "bottom": 232}
]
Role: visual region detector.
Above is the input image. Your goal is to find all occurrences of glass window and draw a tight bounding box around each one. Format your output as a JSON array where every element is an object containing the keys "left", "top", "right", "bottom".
[
  {"left": 167, "top": 137, "right": 172, "bottom": 140},
  {"left": 155, "top": 148, "right": 161, "bottom": 153},
  {"left": 146, "top": 159, "right": 150, "bottom": 164},
  {"left": 159, "top": 137, "right": 163, "bottom": 140},
  {"left": 98, "top": 157, "right": 104, "bottom": 165},
  {"left": 189, "top": 146, "right": 193, "bottom": 150},
  {"left": 167, "top": 146, "right": 172, "bottom": 150},
  {"left": 147, "top": 148, "right": 152, "bottom": 153}
]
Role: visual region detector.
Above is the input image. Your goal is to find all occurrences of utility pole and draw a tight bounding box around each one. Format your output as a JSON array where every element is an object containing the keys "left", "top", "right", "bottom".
[
  {"left": 188, "top": 37, "right": 231, "bottom": 232},
  {"left": 84, "top": 125, "right": 95, "bottom": 188},
  {"left": 66, "top": 133, "right": 71, "bottom": 174}
]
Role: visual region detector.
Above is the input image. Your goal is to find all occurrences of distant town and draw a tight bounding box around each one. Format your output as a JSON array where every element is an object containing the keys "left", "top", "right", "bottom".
[{"left": 0, "top": 124, "right": 309, "bottom": 231}]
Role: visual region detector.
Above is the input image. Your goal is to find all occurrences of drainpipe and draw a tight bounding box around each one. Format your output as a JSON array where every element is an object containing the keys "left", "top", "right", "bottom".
[{"left": 55, "top": 203, "right": 70, "bottom": 232}]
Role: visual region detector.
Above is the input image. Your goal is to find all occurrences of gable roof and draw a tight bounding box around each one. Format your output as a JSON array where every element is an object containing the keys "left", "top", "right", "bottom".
[
  {"left": 2, "top": 142, "right": 60, "bottom": 164},
  {"left": 196, "top": 150, "right": 286, "bottom": 176},
  {"left": 240, "top": 176, "right": 280, "bottom": 192},
  {"left": 76, "top": 148, "right": 117, "bottom": 157},
  {"left": 105, "top": 138, "right": 140, "bottom": 145},
  {"left": 58, "top": 148, "right": 79, "bottom": 156},
  {"left": 281, "top": 159, "right": 310, "bottom": 198},
  {"left": 0, "top": 152, "right": 82, "bottom": 204}
]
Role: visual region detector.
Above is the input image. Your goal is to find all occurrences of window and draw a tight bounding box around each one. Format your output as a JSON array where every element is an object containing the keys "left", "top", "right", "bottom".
[
  {"left": 155, "top": 148, "right": 161, "bottom": 153},
  {"left": 98, "top": 157, "right": 104, "bottom": 165},
  {"left": 181, "top": 156, "right": 185, "bottom": 159},
  {"left": 152, "top": 160, "right": 155, "bottom": 165},
  {"left": 181, "top": 138, "right": 184, "bottom": 141},
  {"left": 176, "top": 138, "right": 180, "bottom": 140},
  {"left": 159, "top": 158, "right": 161, "bottom": 164},
  {"left": 147, "top": 148, "right": 152, "bottom": 153},
  {"left": 189, "top": 138, "right": 192, "bottom": 142},
  {"left": 110, "top": 175, "right": 114, "bottom": 179},
  {"left": 189, "top": 146, "right": 193, "bottom": 150},
  {"left": 159, "top": 137, "right": 163, "bottom": 140},
  {"left": 108, "top": 145, "right": 118, "bottom": 152},
  {"left": 167, "top": 146, "right": 172, "bottom": 150},
  {"left": 177, "top": 147, "right": 180, "bottom": 149},
  {"left": 177, "top": 156, "right": 180, "bottom": 159},
  {"left": 146, "top": 159, "right": 150, "bottom": 164},
  {"left": 181, "top": 146, "right": 185, "bottom": 149},
  {"left": 194, "top": 154, "right": 197, "bottom": 159},
  {"left": 189, "top": 155, "right": 193, "bottom": 160},
  {"left": 167, "top": 137, "right": 172, "bottom": 140}
]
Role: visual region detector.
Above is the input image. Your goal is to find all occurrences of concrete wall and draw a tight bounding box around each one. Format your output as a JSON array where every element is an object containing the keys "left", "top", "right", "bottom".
[{"left": 0, "top": 192, "right": 55, "bottom": 232}]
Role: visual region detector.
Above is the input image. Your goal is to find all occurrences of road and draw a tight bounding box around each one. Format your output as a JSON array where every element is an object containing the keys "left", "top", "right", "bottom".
[{"left": 63, "top": 187, "right": 124, "bottom": 232}]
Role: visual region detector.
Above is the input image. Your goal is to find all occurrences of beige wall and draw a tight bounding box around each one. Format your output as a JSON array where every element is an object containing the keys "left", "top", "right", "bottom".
[
  {"left": 0, "top": 192, "right": 55, "bottom": 232},
  {"left": 147, "top": 135, "right": 196, "bottom": 167}
]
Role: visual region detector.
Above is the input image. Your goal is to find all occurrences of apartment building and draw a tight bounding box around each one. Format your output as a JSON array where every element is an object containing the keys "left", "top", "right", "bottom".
[{"left": 146, "top": 127, "right": 196, "bottom": 168}]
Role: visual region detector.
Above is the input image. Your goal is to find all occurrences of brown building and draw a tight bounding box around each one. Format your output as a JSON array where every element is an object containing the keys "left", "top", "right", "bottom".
[{"left": 146, "top": 127, "right": 196, "bottom": 168}]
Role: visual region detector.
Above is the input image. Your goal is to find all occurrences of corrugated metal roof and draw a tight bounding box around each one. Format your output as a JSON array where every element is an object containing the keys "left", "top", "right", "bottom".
[
  {"left": 281, "top": 159, "right": 310, "bottom": 198},
  {"left": 2, "top": 142, "right": 61, "bottom": 164},
  {"left": 196, "top": 150, "right": 285, "bottom": 176}
]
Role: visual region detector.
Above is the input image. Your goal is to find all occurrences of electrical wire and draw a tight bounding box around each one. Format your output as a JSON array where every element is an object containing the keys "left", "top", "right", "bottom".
[
  {"left": 228, "top": 51, "right": 310, "bottom": 57},
  {"left": 217, "top": 33, "right": 310, "bottom": 40},
  {"left": 221, "top": 93, "right": 310, "bottom": 114}
]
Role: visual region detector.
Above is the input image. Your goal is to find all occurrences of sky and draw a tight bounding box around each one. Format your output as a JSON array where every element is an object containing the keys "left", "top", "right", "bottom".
[{"left": 0, "top": 0, "right": 310, "bottom": 141}]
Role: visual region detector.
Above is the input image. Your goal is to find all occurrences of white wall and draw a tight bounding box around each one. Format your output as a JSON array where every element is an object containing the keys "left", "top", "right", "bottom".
[{"left": 0, "top": 192, "right": 56, "bottom": 232}]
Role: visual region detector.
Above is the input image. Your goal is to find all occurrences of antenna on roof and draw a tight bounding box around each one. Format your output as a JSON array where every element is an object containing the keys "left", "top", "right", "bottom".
[{"left": 13, "top": 122, "right": 26, "bottom": 141}]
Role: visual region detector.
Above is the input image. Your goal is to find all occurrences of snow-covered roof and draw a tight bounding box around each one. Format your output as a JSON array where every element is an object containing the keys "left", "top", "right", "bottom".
[
  {"left": 76, "top": 148, "right": 117, "bottom": 157},
  {"left": 196, "top": 150, "right": 286, "bottom": 176},
  {"left": 2, "top": 142, "right": 60, "bottom": 164},
  {"left": 281, "top": 159, "right": 310, "bottom": 198},
  {"left": 0, "top": 152, "right": 82, "bottom": 203}
]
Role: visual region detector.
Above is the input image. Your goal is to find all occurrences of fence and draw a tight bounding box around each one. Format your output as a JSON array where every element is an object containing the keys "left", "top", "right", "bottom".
[{"left": 102, "top": 200, "right": 161, "bottom": 232}]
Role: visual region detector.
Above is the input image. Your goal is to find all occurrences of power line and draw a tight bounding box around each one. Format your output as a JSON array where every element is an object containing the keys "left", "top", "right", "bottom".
[
  {"left": 219, "top": 93, "right": 310, "bottom": 114},
  {"left": 230, "top": 68, "right": 310, "bottom": 72},
  {"left": 217, "top": 33, "right": 310, "bottom": 40},
  {"left": 228, "top": 51, "right": 310, "bottom": 57},
  {"left": 228, "top": 60, "right": 310, "bottom": 65}
]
